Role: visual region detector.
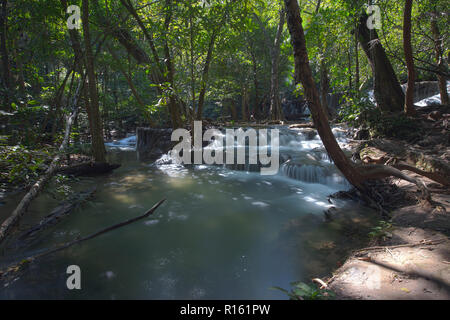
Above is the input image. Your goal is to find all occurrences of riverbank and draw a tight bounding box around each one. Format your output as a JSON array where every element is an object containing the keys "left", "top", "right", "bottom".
[{"left": 324, "top": 106, "right": 450, "bottom": 300}]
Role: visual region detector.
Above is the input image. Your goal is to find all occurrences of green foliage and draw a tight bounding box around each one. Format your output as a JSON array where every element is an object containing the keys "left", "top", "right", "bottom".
[
  {"left": 369, "top": 220, "right": 393, "bottom": 240},
  {"left": 0, "top": 145, "right": 52, "bottom": 187},
  {"left": 272, "top": 281, "right": 335, "bottom": 300},
  {"left": 47, "top": 174, "right": 74, "bottom": 200},
  {"left": 339, "top": 93, "right": 421, "bottom": 140},
  {"left": 366, "top": 112, "right": 421, "bottom": 140},
  {"left": 337, "top": 93, "right": 374, "bottom": 125}
]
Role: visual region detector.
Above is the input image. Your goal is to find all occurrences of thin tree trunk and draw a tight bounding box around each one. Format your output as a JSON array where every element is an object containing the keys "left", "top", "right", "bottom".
[
  {"left": 196, "top": 28, "right": 218, "bottom": 120},
  {"left": 241, "top": 84, "right": 249, "bottom": 121},
  {"left": 357, "top": 12, "right": 404, "bottom": 113},
  {"left": 269, "top": 8, "right": 285, "bottom": 120},
  {"left": 0, "top": 77, "right": 84, "bottom": 244},
  {"left": 189, "top": 15, "right": 196, "bottom": 121},
  {"left": 82, "top": 0, "right": 106, "bottom": 162},
  {"left": 250, "top": 49, "right": 260, "bottom": 120},
  {"left": 0, "top": 0, "right": 11, "bottom": 109},
  {"left": 355, "top": 20, "right": 360, "bottom": 91},
  {"left": 431, "top": 15, "right": 449, "bottom": 105},
  {"left": 403, "top": 0, "right": 416, "bottom": 116}
]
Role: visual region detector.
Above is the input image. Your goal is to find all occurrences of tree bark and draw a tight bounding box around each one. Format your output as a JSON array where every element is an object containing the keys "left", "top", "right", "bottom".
[
  {"left": 431, "top": 15, "right": 449, "bottom": 105},
  {"left": 82, "top": 0, "right": 106, "bottom": 162},
  {"left": 0, "top": 0, "right": 11, "bottom": 109},
  {"left": 241, "top": 84, "right": 249, "bottom": 121},
  {"left": 354, "top": 19, "right": 360, "bottom": 91},
  {"left": 403, "top": 0, "right": 416, "bottom": 116},
  {"left": 357, "top": 12, "right": 404, "bottom": 113},
  {"left": 196, "top": 28, "right": 218, "bottom": 120},
  {"left": 283, "top": 0, "right": 366, "bottom": 189},
  {"left": 269, "top": 8, "right": 285, "bottom": 120}
]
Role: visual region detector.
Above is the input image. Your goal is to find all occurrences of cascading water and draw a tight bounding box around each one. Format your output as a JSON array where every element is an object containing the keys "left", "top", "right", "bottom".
[{"left": 147, "top": 125, "right": 352, "bottom": 189}]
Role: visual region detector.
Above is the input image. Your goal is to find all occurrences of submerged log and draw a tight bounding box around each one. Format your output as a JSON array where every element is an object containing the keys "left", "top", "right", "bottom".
[
  {"left": 18, "top": 187, "right": 96, "bottom": 240},
  {"left": 58, "top": 162, "right": 121, "bottom": 177}
]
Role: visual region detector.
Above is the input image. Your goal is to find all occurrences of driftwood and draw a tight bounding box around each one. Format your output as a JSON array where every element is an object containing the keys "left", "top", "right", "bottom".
[
  {"left": 58, "top": 162, "right": 121, "bottom": 177},
  {"left": 0, "top": 76, "right": 84, "bottom": 244},
  {"left": 0, "top": 199, "right": 166, "bottom": 279},
  {"left": 289, "top": 122, "right": 315, "bottom": 129},
  {"left": 18, "top": 187, "right": 96, "bottom": 240}
]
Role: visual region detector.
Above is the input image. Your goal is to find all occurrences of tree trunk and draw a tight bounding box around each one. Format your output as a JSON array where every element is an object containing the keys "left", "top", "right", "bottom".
[
  {"left": 320, "top": 58, "right": 330, "bottom": 116},
  {"left": 269, "top": 8, "right": 285, "bottom": 120},
  {"left": 357, "top": 12, "right": 404, "bottom": 113},
  {"left": 0, "top": 0, "right": 11, "bottom": 109},
  {"left": 82, "top": 0, "right": 106, "bottom": 162},
  {"left": 284, "top": 0, "right": 365, "bottom": 189},
  {"left": 196, "top": 29, "right": 218, "bottom": 120},
  {"left": 431, "top": 15, "right": 449, "bottom": 105},
  {"left": 403, "top": 0, "right": 416, "bottom": 116},
  {"left": 284, "top": 0, "right": 435, "bottom": 202},
  {"left": 354, "top": 19, "right": 360, "bottom": 91},
  {"left": 241, "top": 84, "right": 249, "bottom": 121},
  {"left": 229, "top": 99, "right": 237, "bottom": 120}
]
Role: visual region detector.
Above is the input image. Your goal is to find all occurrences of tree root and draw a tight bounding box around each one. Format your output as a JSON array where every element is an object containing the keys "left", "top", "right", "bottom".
[
  {"left": 352, "top": 238, "right": 448, "bottom": 255},
  {"left": 357, "top": 164, "right": 431, "bottom": 202}
]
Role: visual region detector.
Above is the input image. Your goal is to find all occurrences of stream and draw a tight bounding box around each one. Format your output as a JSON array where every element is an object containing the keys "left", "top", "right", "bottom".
[{"left": 0, "top": 125, "right": 377, "bottom": 299}]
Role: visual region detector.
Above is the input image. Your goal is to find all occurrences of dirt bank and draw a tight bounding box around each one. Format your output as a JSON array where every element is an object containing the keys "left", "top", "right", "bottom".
[{"left": 325, "top": 107, "right": 450, "bottom": 300}]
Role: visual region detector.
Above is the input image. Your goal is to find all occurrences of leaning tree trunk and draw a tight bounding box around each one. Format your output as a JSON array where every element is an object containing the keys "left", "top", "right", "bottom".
[
  {"left": 403, "top": 0, "right": 416, "bottom": 116},
  {"left": 431, "top": 15, "right": 449, "bottom": 106},
  {"left": 82, "top": 0, "right": 106, "bottom": 162},
  {"left": 357, "top": 12, "right": 404, "bottom": 113},
  {"left": 283, "top": 0, "right": 365, "bottom": 189},
  {"left": 0, "top": 77, "right": 84, "bottom": 244},
  {"left": 284, "top": 0, "right": 434, "bottom": 203}
]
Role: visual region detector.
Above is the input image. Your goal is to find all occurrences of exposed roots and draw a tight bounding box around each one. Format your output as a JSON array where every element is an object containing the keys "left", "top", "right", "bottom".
[{"left": 357, "top": 164, "right": 431, "bottom": 202}]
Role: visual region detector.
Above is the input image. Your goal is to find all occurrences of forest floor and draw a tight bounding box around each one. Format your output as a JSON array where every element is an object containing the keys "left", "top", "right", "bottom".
[{"left": 327, "top": 106, "right": 450, "bottom": 300}]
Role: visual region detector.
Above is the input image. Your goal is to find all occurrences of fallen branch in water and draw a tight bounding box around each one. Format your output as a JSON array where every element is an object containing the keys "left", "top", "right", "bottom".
[
  {"left": 18, "top": 187, "right": 97, "bottom": 241},
  {"left": 0, "top": 199, "right": 166, "bottom": 279},
  {"left": 0, "top": 76, "right": 85, "bottom": 245}
]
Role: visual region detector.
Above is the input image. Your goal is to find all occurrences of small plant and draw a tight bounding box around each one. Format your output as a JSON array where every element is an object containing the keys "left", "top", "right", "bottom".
[
  {"left": 272, "top": 281, "right": 335, "bottom": 300},
  {"left": 369, "top": 220, "right": 393, "bottom": 240}
]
